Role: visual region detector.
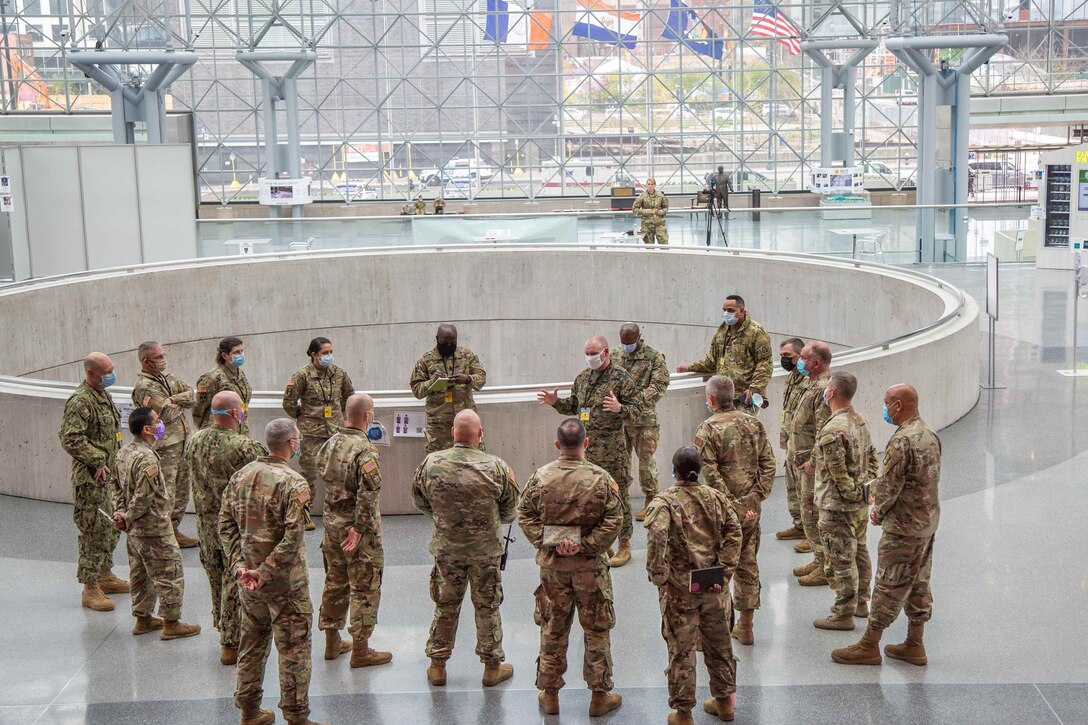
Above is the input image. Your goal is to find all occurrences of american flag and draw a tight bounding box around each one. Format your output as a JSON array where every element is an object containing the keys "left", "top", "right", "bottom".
[{"left": 749, "top": 0, "right": 801, "bottom": 56}]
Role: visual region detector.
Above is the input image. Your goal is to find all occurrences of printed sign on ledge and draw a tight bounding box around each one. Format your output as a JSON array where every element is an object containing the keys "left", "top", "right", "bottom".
[{"left": 393, "top": 410, "right": 425, "bottom": 437}]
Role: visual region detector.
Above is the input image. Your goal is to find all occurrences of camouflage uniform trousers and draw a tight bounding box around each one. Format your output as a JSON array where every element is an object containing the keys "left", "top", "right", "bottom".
[
  {"left": 625, "top": 425, "right": 660, "bottom": 500},
  {"left": 817, "top": 508, "right": 872, "bottom": 617},
  {"left": 236, "top": 591, "right": 313, "bottom": 723},
  {"left": 731, "top": 514, "right": 762, "bottom": 611},
  {"left": 533, "top": 565, "right": 616, "bottom": 692},
  {"left": 128, "top": 533, "right": 184, "bottom": 621},
  {"left": 298, "top": 435, "right": 331, "bottom": 510},
  {"left": 868, "top": 533, "right": 935, "bottom": 631},
  {"left": 799, "top": 469, "right": 825, "bottom": 566},
  {"left": 72, "top": 476, "right": 119, "bottom": 584},
  {"left": 157, "top": 441, "right": 191, "bottom": 528},
  {"left": 588, "top": 436, "right": 633, "bottom": 541},
  {"left": 424, "top": 417, "right": 486, "bottom": 456},
  {"left": 659, "top": 587, "right": 736, "bottom": 712},
  {"left": 641, "top": 218, "right": 669, "bottom": 245},
  {"left": 319, "top": 525, "right": 384, "bottom": 642},
  {"left": 197, "top": 512, "right": 241, "bottom": 647},
  {"left": 784, "top": 458, "right": 803, "bottom": 530},
  {"left": 425, "top": 556, "right": 505, "bottom": 667}
]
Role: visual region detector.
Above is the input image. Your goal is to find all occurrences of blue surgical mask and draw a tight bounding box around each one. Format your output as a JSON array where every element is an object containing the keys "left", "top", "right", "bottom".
[
  {"left": 822, "top": 388, "right": 832, "bottom": 406},
  {"left": 882, "top": 405, "right": 894, "bottom": 424},
  {"left": 796, "top": 358, "right": 809, "bottom": 377},
  {"left": 620, "top": 342, "right": 638, "bottom": 354},
  {"left": 291, "top": 442, "right": 301, "bottom": 459},
  {"left": 319, "top": 353, "right": 335, "bottom": 367},
  {"left": 231, "top": 353, "right": 245, "bottom": 367},
  {"left": 723, "top": 311, "right": 738, "bottom": 325},
  {"left": 100, "top": 371, "right": 116, "bottom": 388},
  {"left": 706, "top": 402, "right": 714, "bottom": 413}
]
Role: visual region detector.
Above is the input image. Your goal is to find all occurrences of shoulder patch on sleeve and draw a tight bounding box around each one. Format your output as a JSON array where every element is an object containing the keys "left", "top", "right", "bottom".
[
  {"left": 144, "top": 464, "right": 159, "bottom": 478},
  {"left": 296, "top": 487, "right": 312, "bottom": 505},
  {"left": 142, "top": 395, "right": 151, "bottom": 406},
  {"left": 195, "top": 385, "right": 208, "bottom": 393},
  {"left": 362, "top": 459, "right": 378, "bottom": 474}
]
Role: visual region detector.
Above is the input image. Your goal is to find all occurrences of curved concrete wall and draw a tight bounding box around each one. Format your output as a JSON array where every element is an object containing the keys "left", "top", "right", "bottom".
[{"left": 0, "top": 245, "right": 978, "bottom": 514}]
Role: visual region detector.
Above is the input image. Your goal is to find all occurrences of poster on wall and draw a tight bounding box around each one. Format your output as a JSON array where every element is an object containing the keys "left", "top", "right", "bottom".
[
  {"left": 0, "top": 175, "right": 10, "bottom": 193},
  {"left": 1079, "top": 170, "right": 1088, "bottom": 211},
  {"left": 0, "top": 194, "right": 12, "bottom": 213}
]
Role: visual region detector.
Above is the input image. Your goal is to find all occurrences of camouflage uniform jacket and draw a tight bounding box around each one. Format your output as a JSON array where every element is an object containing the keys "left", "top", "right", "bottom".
[
  {"left": 551, "top": 363, "right": 644, "bottom": 440},
  {"left": 872, "top": 416, "right": 941, "bottom": 538},
  {"left": 132, "top": 371, "right": 195, "bottom": 448},
  {"left": 412, "top": 443, "right": 519, "bottom": 561},
  {"left": 813, "top": 406, "right": 878, "bottom": 513},
  {"left": 687, "top": 316, "right": 773, "bottom": 399},
  {"left": 644, "top": 481, "right": 743, "bottom": 592},
  {"left": 612, "top": 342, "right": 670, "bottom": 428},
  {"left": 113, "top": 439, "right": 172, "bottom": 537},
  {"left": 694, "top": 409, "right": 776, "bottom": 514},
  {"left": 184, "top": 425, "right": 267, "bottom": 518},
  {"left": 281, "top": 362, "right": 355, "bottom": 438},
  {"left": 219, "top": 456, "right": 310, "bottom": 597},
  {"left": 59, "top": 382, "right": 121, "bottom": 479},
  {"left": 413, "top": 199, "right": 426, "bottom": 215},
  {"left": 632, "top": 189, "right": 669, "bottom": 217},
  {"left": 316, "top": 427, "right": 383, "bottom": 535},
  {"left": 409, "top": 347, "right": 487, "bottom": 421},
  {"left": 788, "top": 369, "right": 831, "bottom": 467},
  {"left": 780, "top": 370, "right": 808, "bottom": 449},
  {"left": 517, "top": 455, "right": 623, "bottom": 572},
  {"left": 193, "top": 364, "right": 253, "bottom": 433}
]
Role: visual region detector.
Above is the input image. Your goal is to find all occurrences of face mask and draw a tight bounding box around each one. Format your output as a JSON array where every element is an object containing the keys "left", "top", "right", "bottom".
[
  {"left": 705, "top": 401, "right": 714, "bottom": 413},
  {"left": 620, "top": 342, "right": 638, "bottom": 354},
  {"left": 319, "top": 353, "right": 335, "bottom": 368},
  {"left": 154, "top": 359, "right": 168, "bottom": 373},
  {"left": 100, "top": 371, "right": 116, "bottom": 388},
  {"left": 585, "top": 353, "right": 605, "bottom": 371},
  {"left": 723, "top": 311, "right": 738, "bottom": 325},
  {"left": 366, "top": 421, "right": 386, "bottom": 441},
  {"left": 780, "top": 356, "right": 795, "bottom": 372},
  {"left": 291, "top": 442, "right": 301, "bottom": 459},
  {"left": 153, "top": 421, "right": 166, "bottom": 440},
  {"left": 436, "top": 342, "right": 457, "bottom": 358},
  {"left": 882, "top": 405, "right": 895, "bottom": 425},
  {"left": 231, "top": 353, "right": 245, "bottom": 367},
  {"left": 796, "top": 358, "right": 809, "bottom": 377},
  {"left": 822, "top": 388, "right": 832, "bottom": 406}
]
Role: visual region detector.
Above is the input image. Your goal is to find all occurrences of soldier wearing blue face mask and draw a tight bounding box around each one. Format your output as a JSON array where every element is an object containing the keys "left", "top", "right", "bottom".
[{"left": 194, "top": 336, "right": 253, "bottom": 436}]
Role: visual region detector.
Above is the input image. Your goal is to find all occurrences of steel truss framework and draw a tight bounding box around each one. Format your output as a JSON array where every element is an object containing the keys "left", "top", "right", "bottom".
[{"left": 0, "top": 0, "right": 1084, "bottom": 203}]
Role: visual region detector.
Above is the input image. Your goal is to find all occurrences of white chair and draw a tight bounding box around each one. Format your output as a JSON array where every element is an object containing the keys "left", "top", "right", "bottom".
[{"left": 859, "top": 230, "right": 887, "bottom": 261}]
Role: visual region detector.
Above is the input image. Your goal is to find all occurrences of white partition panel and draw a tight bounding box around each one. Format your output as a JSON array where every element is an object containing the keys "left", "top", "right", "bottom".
[
  {"left": 136, "top": 145, "right": 197, "bottom": 263},
  {"left": 80, "top": 145, "right": 143, "bottom": 268},
  {"left": 20, "top": 146, "right": 85, "bottom": 278}
]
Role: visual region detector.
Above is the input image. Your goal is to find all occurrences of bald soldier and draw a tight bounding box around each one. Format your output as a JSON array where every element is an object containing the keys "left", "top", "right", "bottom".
[
  {"left": 184, "top": 391, "right": 267, "bottom": 665},
  {"left": 413, "top": 410, "right": 519, "bottom": 687},
  {"left": 59, "top": 352, "right": 130, "bottom": 611},
  {"left": 833, "top": 385, "right": 941, "bottom": 666},
  {"left": 410, "top": 324, "right": 488, "bottom": 454},
  {"left": 694, "top": 376, "right": 776, "bottom": 646},
  {"left": 316, "top": 393, "right": 393, "bottom": 669}
]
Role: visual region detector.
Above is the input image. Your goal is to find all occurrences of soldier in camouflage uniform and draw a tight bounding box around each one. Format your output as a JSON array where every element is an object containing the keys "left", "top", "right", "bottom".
[
  {"left": 413, "top": 195, "right": 427, "bottom": 215},
  {"left": 59, "top": 352, "right": 129, "bottom": 611},
  {"left": 409, "top": 324, "right": 487, "bottom": 454},
  {"left": 131, "top": 341, "right": 198, "bottom": 548},
  {"left": 645, "top": 446, "right": 743, "bottom": 725},
  {"left": 788, "top": 341, "right": 834, "bottom": 585},
  {"left": 315, "top": 393, "right": 393, "bottom": 669},
  {"left": 518, "top": 419, "right": 624, "bottom": 718},
  {"left": 538, "top": 335, "right": 644, "bottom": 567},
  {"left": 433, "top": 195, "right": 445, "bottom": 214},
  {"left": 631, "top": 177, "right": 669, "bottom": 244},
  {"left": 220, "top": 418, "right": 323, "bottom": 725},
  {"left": 812, "top": 372, "right": 877, "bottom": 631},
  {"left": 775, "top": 337, "right": 808, "bottom": 541},
  {"left": 677, "top": 295, "right": 773, "bottom": 416},
  {"left": 193, "top": 337, "right": 253, "bottom": 436},
  {"left": 111, "top": 406, "right": 202, "bottom": 640},
  {"left": 833, "top": 384, "right": 941, "bottom": 667},
  {"left": 184, "top": 391, "right": 267, "bottom": 665},
  {"left": 282, "top": 336, "right": 355, "bottom": 528},
  {"left": 613, "top": 323, "right": 670, "bottom": 521},
  {"left": 413, "top": 410, "right": 519, "bottom": 687},
  {"left": 694, "top": 376, "right": 776, "bottom": 647}
]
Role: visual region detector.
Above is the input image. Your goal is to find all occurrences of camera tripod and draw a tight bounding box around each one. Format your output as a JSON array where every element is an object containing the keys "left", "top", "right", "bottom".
[{"left": 704, "top": 193, "right": 729, "bottom": 247}]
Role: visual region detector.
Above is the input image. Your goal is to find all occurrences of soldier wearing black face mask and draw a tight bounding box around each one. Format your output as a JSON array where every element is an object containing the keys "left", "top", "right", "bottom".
[
  {"left": 409, "top": 324, "right": 488, "bottom": 454},
  {"left": 776, "top": 338, "right": 808, "bottom": 543}
]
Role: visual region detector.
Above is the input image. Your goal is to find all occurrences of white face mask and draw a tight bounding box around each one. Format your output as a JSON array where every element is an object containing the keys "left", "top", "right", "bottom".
[{"left": 585, "top": 352, "right": 605, "bottom": 371}]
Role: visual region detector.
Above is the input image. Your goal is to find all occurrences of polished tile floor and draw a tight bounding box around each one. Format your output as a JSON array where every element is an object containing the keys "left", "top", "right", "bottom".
[{"left": 2, "top": 263, "right": 1087, "bottom": 725}]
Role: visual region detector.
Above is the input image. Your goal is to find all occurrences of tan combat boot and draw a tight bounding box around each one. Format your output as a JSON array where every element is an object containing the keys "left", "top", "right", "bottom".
[
  {"left": 286, "top": 720, "right": 327, "bottom": 725},
  {"left": 667, "top": 710, "right": 695, "bottom": 724},
  {"left": 884, "top": 622, "right": 928, "bottom": 665},
  {"left": 427, "top": 658, "right": 447, "bottom": 686},
  {"left": 161, "top": 620, "right": 201, "bottom": 640},
  {"left": 703, "top": 695, "right": 735, "bottom": 721},
  {"left": 775, "top": 525, "right": 805, "bottom": 540},
  {"left": 350, "top": 639, "right": 393, "bottom": 668},
  {"left": 854, "top": 601, "right": 870, "bottom": 618},
  {"left": 98, "top": 570, "right": 131, "bottom": 594},
  {"left": 794, "top": 539, "right": 812, "bottom": 553},
  {"left": 731, "top": 609, "right": 755, "bottom": 645},
  {"left": 588, "top": 690, "right": 622, "bottom": 717},
  {"left": 813, "top": 613, "right": 855, "bottom": 631},
  {"left": 793, "top": 559, "right": 819, "bottom": 577},
  {"left": 221, "top": 646, "right": 239, "bottom": 666},
  {"left": 609, "top": 538, "right": 632, "bottom": 568},
  {"left": 324, "top": 629, "right": 352, "bottom": 660},
  {"left": 132, "top": 616, "right": 164, "bottom": 635},
  {"left": 82, "top": 584, "right": 114, "bottom": 612},
  {"left": 304, "top": 510, "right": 316, "bottom": 532},
  {"left": 239, "top": 706, "right": 275, "bottom": 725},
  {"left": 797, "top": 568, "right": 828, "bottom": 586},
  {"left": 482, "top": 662, "right": 514, "bottom": 687},
  {"left": 634, "top": 505, "right": 650, "bottom": 522},
  {"left": 538, "top": 689, "right": 559, "bottom": 715},
  {"left": 173, "top": 526, "right": 199, "bottom": 549},
  {"left": 831, "top": 625, "right": 883, "bottom": 665}
]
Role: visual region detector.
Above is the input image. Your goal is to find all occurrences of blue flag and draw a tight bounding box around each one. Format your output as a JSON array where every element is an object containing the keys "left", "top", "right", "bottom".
[
  {"left": 661, "top": 0, "right": 723, "bottom": 60},
  {"left": 484, "top": 0, "right": 512, "bottom": 42}
]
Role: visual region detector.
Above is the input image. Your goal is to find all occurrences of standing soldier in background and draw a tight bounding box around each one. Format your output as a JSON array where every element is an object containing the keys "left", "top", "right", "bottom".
[
  {"left": 518, "top": 419, "right": 624, "bottom": 718},
  {"left": 409, "top": 324, "right": 487, "bottom": 454},
  {"left": 193, "top": 337, "right": 253, "bottom": 436},
  {"left": 644, "top": 446, "right": 743, "bottom": 725},
  {"left": 282, "top": 336, "right": 355, "bottom": 529},
  {"left": 112, "top": 406, "right": 201, "bottom": 640},
  {"left": 789, "top": 341, "right": 834, "bottom": 585},
  {"left": 632, "top": 177, "right": 669, "bottom": 245},
  {"left": 220, "top": 418, "right": 323, "bottom": 725},
  {"left": 537, "top": 336, "right": 644, "bottom": 567},
  {"left": 316, "top": 393, "right": 393, "bottom": 669},
  {"left": 833, "top": 384, "right": 941, "bottom": 666},
  {"left": 60, "top": 352, "right": 129, "bottom": 611},
  {"left": 811, "top": 372, "right": 876, "bottom": 631},
  {"left": 413, "top": 410, "right": 519, "bottom": 687},
  {"left": 775, "top": 337, "right": 808, "bottom": 543},
  {"left": 184, "top": 391, "right": 267, "bottom": 665},
  {"left": 694, "top": 376, "right": 776, "bottom": 646},
  {"left": 613, "top": 323, "right": 670, "bottom": 521},
  {"left": 712, "top": 165, "right": 733, "bottom": 214},
  {"left": 677, "top": 295, "right": 772, "bottom": 416},
  {"left": 132, "top": 341, "right": 199, "bottom": 548}
]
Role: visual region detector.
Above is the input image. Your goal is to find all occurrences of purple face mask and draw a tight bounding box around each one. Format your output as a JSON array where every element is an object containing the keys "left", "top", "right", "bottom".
[{"left": 153, "top": 421, "right": 166, "bottom": 440}]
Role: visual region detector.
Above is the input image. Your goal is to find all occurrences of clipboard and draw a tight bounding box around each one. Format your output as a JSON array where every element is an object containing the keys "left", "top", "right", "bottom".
[
  {"left": 428, "top": 378, "right": 455, "bottom": 393},
  {"left": 689, "top": 566, "right": 725, "bottom": 593}
]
